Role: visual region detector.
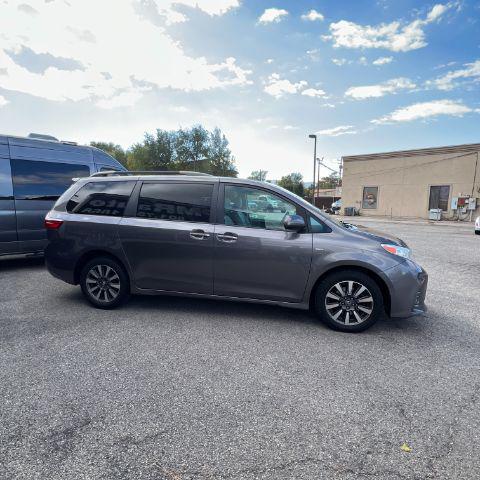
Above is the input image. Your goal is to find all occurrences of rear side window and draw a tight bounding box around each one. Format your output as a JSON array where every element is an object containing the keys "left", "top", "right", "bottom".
[
  {"left": 137, "top": 182, "right": 213, "bottom": 223},
  {"left": 66, "top": 181, "right": 135, "bottom": 216},
  {"left": 11, "top": 159, "right": 90, "bottom": 199}
]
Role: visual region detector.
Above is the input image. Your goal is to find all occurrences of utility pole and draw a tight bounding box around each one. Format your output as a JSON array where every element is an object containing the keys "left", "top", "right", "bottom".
[{"left": 308, "top": 134, "right": 317, "bottom": 205}]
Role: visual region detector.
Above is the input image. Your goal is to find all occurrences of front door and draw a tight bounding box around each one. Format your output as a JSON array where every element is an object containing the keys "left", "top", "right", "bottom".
[
  {"left": 119, "top": 181, "right": 217, "bottom": 294},
  {"left": 214, "top": 184, "right": 312, "bottom": 302}
]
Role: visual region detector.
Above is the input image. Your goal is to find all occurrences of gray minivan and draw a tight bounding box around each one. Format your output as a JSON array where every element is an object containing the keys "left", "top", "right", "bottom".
[
  {"left": 45, "top": 172, "right": 428, "bottom": 332},
  {"left": 0, "top": 133, "right": 126, "bottom": 256}
]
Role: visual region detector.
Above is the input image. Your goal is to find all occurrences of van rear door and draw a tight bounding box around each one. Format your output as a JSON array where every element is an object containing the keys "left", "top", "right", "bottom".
[
  {"left": 0, "top": 136, "right": 18, "bottom": 254},
  {"left": 9, "top": 138, "right": 92, "bottom": 252}
]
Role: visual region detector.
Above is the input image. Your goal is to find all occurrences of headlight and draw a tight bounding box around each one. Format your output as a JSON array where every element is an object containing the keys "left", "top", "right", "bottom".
[{"left": 381, "top": 243, "right": 411, "bottom": 259}]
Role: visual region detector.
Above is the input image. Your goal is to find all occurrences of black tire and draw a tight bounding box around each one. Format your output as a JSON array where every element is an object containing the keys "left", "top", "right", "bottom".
[
  {"left": 314, "top": 270, "right": 384, "bottom": 333},
  {"left": 80, "top": 257, "right": 129, "bottom": 309}
]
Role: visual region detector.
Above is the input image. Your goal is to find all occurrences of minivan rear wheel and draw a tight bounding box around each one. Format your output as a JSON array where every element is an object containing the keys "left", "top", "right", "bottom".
[
  {"left": 80, "top": 257, "right": 129, "bottom": 309},
  {"left": 314, "top": 270, "right": 384, "bottom": 332}
]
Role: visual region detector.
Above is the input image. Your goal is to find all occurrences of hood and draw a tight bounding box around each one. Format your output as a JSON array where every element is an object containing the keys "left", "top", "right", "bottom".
[{"left": 341, "top": 222, "right": 408, "bottom": 247}]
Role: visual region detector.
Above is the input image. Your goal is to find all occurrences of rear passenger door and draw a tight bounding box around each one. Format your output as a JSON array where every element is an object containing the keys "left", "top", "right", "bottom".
[{"left": 119, "top": 181, "right": 217, "bottom": 294}]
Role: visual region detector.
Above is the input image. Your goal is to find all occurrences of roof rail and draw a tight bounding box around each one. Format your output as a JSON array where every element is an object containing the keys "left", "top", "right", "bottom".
[
  {"left": 90, "top": 170, "right": 212, "bottom": 178},
  {"left": 28, "top": 133, "right": 59, "bottom": 142}
]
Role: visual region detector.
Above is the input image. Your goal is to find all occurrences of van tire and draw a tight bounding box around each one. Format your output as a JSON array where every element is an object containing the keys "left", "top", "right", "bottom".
[
  {"left": 80, "top": 257, "right": 129, "bottom": 309},
  {"left": 314, "top": 270, "right": 384, "bottom": 333}
]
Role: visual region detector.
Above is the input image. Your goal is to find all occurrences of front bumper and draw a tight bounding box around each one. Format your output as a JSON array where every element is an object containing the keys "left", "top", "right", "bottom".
[{"left": 385, "top": 259, "right": 428, "bottom": 318}]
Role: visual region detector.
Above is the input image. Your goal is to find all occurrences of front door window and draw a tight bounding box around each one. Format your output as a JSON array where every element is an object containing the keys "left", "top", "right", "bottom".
[{"left": 224, "top": 185, "right": 299, "bottom": 231}]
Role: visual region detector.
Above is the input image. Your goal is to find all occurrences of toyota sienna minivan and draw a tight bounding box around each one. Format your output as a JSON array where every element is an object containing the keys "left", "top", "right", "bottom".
[
  {"left": 0, "top": 133, "right": 126, "bottom": 256},
  {"left": 45, "top": 171, "right": 428, "bottom": 332}
]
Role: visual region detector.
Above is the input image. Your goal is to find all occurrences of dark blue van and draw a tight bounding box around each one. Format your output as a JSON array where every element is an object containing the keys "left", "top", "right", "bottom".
[{"left": 0, "top": 133, "right": 126, "bottom": 256}]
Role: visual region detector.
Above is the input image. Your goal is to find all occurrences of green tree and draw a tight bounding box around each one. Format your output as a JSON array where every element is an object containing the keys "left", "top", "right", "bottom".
[
  {"left": 278, "top": 172, "right": 305, "bottom": 197},
  {"left": 318, "top": 172, "right": 341, "bottom": 189},
  {"left": 248, "top": 170, "right": 268, "bottom": 182},
  {"left": 207, "top": 127, "right": 238, "bottom": 177},
  {"left": 127, "top": 130, "right": 176, "bottom": 171},
  {"left": 121, "top": 125, "right": 238, "bottom": 176},
  {"left": 90, "top": 141, "right": 128, "bottom": 167},
  {"left": 174, "top": 125, "right": 209, "bottom": 171}
]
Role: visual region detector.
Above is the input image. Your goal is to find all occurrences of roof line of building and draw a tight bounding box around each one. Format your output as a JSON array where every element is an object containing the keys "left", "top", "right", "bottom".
[{"left": 342, "top": 142, "right": 480, "bottom": 162}]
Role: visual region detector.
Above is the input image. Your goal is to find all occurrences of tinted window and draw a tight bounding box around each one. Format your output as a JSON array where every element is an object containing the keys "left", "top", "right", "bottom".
[
  {"left": 224, "top": 185, "right": 299, "bottom": 231},
  {"left": 100, "top": 166, "right": 122, "bottom": 172},
  {"left": 0, "top": 159, "right": 13, "bottom": 199},
  {"left": 429, "top": 185, "right": 450, "bottom": 211},
  {"left": 11, "top": 159, "right": 90, "bottom": 199},
  {"left": 137, "top": 183, "right": 213, "bottom": 223},
  {"left": 67, "top": 181, "right": 135, "bottom": 216},
  {"left": 309, "top": 215, "right": 331, "bottom": 233}
]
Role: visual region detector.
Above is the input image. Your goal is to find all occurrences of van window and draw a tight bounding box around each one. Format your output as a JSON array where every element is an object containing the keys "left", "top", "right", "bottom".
[
  {"left": 224, "top": 185, "right": 299, "bottom": 231},
  {"left": 309, "top": 215, "right": 331, "bottom": 233},
  {"left": 11, "top": 159, "right": 90, "bottom": 199},
  {"left": 0, "top": 159, "right": 13, "bottom": 199},
  {"left": 136, "top": 183, "right": 213, "bottom": 223},
  {"left": 66, "top": 181, "right": 135, "bottom": 216}
]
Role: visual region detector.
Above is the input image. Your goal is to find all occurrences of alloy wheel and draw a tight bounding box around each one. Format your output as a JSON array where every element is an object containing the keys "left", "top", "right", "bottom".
[
  {"left": 86, "top": 265, "right": 121, "bottom": 303},
  {"left": 324, "top": 280, "right": 374, "bottom": 325}
]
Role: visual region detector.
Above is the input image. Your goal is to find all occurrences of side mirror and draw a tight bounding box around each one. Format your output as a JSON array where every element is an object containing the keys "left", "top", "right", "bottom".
[{"left": 283, "top": 214, "right": 306, "bottom": 232}]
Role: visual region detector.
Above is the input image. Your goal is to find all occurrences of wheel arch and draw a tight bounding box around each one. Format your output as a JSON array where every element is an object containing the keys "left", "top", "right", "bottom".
[
  {"left": 308, "top": 265, "right": 391, "bottom": 315},
  {"left": 74, "top": 250, "right": 130, "bottom": 285}
]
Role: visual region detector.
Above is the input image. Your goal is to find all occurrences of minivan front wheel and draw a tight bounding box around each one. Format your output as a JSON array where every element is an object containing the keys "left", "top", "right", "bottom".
[
  {"left": 80, "top": 257, "right": 129, "bottom": 309},
  {"left": 314, "top": 270, "right": 384, "bottom": 332}
]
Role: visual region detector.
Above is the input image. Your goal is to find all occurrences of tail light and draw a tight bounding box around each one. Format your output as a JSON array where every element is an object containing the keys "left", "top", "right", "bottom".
[{"left": 44, "top": 219, "right": 64, "bottom": 230}]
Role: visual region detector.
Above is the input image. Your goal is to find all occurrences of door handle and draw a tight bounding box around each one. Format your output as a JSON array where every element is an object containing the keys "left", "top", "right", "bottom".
[
  {"left": 189, "top": 229, "right": 210, "bottom": 240},
  {"left": 217, "top": 232, "right": 238, "bottom": 243}
]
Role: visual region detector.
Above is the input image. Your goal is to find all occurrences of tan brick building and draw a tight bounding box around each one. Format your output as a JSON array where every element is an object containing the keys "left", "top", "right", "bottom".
[{"left": 341, "top": 143, "right": 480, "bottom": 220}]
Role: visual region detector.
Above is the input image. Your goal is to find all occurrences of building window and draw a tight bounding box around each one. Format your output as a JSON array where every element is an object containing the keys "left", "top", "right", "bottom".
[
  {"left": 362, "top": 186, "right": 378, "bottom": 209},
  {"left": 429, "top": 185, "right": 450, "bottom": 211}
]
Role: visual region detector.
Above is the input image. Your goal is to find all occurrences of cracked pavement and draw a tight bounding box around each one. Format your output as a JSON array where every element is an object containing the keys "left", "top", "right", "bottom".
[{"left": 1, "top": 220, "right": 479, "bottom": 479}]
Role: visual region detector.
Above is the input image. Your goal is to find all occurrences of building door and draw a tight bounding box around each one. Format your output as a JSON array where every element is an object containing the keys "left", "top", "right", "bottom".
[{"left": 429, "top": 185, "right": 450, "bottom": 211}]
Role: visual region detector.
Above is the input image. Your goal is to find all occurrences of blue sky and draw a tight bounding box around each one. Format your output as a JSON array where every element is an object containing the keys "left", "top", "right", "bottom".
[{"left": 0, "top": 0, "right": 479, "bottom": 180}]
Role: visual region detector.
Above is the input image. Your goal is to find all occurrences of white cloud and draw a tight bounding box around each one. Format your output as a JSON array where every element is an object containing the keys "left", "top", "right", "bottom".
[
  {"left": 0, "top": 95, "right": 9, "bottom": 107},
  {"left": 325, "top": 3, "right": 452, "bottom": 52},
  {"left": 332, "top": 58, "right": 348, "bottom": 66},
  {"left": 301, "top": 9, "right": 324, "bottom": 22},
  {"left": 345, "top": 77, "right": 415, "bottom": 99},
  {"left": 266, "top": 58, "right": 274, "bottom": 64},
  {"left": 428, "top": 60, "right": 480, "bottom": 90},
  {"left": 372, "top": 99, "right": 473, "bottom": 124},
  {"left": 258, "top": 8, "right": 289, "bottom": 24},
  {"left": 301, "top": 88, "right": 326, "bottom": 98},
  {"left": 0, "top": 0, "right": 251, "bottom": 107},
  {"left": 96, "top": 90, "right": 144, "bottom": 109},
  {"left": 373, "top": 56, "right": 393, "bottom": 65},
  {"left": 264, "top": 73, "right": 307, "bottom": 98},
  {"left": 158, "top": 0, "right": 240, "bottom": 23},
  {"left": 316, "top": 125, "right": 357, "bottom": 136}
]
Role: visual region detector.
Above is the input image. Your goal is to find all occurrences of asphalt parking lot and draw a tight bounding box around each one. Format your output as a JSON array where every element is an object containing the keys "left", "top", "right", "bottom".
[{"left": 1, "top": 219, "right": 479, "bottom": 480}]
